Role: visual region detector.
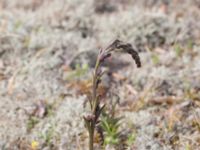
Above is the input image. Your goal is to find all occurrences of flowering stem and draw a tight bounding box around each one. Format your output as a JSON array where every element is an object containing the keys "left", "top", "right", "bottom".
[
  {"left": 84, "top": 39, "right": 141, "bottom": 150},
  {"left": 88, "top": 55, "right": 101, "bottom": 150},
  {"left": 92, "top": 57, "right": 100, "bottom": 113}
]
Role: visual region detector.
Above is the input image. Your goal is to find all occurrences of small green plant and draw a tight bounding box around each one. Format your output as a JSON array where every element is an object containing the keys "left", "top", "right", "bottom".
[
  {"left": 174, "top": 43, "right": 183, "bottom": 57},
  {"left": 101, "top": 112, "right": 121, "bottom": 146},
  {"left": 65, "top": 63, "right": 89, "bottom": 80},
  {"left": 100, "top": 94, "right": 122, "bottom": 147},
  {"left": 83, "top": 39, "right": 141, "bottom": 150},
  {"left": 126, "top": 133, "right": 136, "bottom": 146},
  {"left": 100, "top": 109, "right": 137, "bottom": 149}
]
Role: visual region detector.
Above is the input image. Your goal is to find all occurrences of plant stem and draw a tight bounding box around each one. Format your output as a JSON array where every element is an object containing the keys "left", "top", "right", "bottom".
[
  {"left": 88, "top": 56, "right": 100, "bottom": 150},
  {"left": 89, "top": 123, "right": 94, "bottom": 150},
  {"left": 92, "top": 58, "right": 100, "bottom": 113}
]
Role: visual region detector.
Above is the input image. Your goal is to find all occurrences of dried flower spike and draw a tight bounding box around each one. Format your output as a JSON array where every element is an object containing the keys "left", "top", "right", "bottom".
[{"left": 104, "top": 39, "right": 141, "bottom": 68}]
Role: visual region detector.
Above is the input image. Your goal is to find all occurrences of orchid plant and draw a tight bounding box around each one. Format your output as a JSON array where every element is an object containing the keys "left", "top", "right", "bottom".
[{"left": 83, "top": 39, "right": 141, "bottom": 150}]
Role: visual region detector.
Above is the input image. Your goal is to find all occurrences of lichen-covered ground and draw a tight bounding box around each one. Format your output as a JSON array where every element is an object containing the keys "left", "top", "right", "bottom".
[{"left": 0, "top": 0, "right": 200, "bottom": 150}]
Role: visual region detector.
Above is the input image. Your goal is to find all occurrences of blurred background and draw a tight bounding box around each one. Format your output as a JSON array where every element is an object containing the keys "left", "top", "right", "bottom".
[{"left": 0, "top": 0, "right": 200, "bottom": 149}]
